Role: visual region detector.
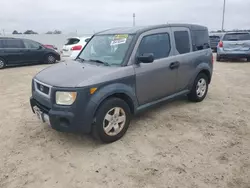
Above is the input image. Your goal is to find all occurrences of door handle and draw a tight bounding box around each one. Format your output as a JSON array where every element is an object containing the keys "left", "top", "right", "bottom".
[{"left": 169, "top": 61, "right": 180, "bottom": 69}]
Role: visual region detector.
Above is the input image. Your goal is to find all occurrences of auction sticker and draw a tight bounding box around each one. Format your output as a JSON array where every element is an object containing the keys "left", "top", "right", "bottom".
[{"left": 110, "top": 34, "right": 128, "bottom": 46}]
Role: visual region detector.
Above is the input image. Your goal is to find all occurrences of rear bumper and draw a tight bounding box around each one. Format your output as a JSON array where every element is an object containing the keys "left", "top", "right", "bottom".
[
  {"left": 218, "top": 54, "right": 250, "bottom": 58},
  {"left": 217, "top": 48, "right": 250, "bottom": 58}
]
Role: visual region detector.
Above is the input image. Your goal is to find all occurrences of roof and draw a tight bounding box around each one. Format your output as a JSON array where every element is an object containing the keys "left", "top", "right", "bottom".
[{"left": 96, "top": 24, "right": 208, "bottom": 35}]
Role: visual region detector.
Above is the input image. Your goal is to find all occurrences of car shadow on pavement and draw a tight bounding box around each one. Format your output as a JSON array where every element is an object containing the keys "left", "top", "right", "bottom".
[
  {"left": 3, "top": 63, "right": 49, "bottom": 70},
  {"left": 133, "top": 95, "right": 189, "bottom": 121}
]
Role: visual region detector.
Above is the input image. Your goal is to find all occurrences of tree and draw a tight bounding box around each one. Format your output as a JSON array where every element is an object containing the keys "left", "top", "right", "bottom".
[
  {"left": 23, "top": 30, "right": 38, "bottom": 34},
  {"left": 53, "top": 30, "right": 62, "bottom": 34},
  {"left": 45, "top": 30, "right": 62, "bottom": 34},
  {"left": 12, "top": 30, "right": 22, "bottom": 34},
  {"left": 46, "top": 31, "right": 53, "bottom": 34}
]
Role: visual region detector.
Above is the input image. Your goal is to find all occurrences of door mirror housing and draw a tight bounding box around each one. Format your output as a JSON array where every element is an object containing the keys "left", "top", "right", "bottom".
[
  {"left": 38, "top": 45, "right": 43, "bottom": 50},
  {"left": 136, "top": 53, "right": 154, "bottom": 64}
]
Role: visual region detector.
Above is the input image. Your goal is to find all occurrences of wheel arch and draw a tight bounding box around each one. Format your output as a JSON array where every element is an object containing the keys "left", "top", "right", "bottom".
[{"left": 90, "top": 83, "right": 138, "bottom": 119}]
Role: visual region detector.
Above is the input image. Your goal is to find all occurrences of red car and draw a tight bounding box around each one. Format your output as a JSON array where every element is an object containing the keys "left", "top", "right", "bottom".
[{"left": 43, "top": 44, "right": 60, "bottom": 53}]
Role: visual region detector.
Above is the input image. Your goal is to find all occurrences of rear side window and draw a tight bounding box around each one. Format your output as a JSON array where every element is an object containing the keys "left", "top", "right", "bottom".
[
  {"left": 174, "top": 31, "right": 190, "bottom": 54},
  {"left": 65, "top": 38, "right": 80, "bottom": 45},
  {"left": 192, "top": 30, "right": 210, "bottom": 51},
  {"left": 223, "top": 33, "right": 250, "bottom": 41},
  {"left": 5, "top": 39, "right": 25, "bottom": 48},
  {"left": 138, "top": 33, "right": 171, "bottom": 59}
]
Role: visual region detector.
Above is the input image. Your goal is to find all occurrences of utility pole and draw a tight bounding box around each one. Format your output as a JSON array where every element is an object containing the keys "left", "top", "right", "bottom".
[
  {"left": 221, "top": 0, "right": 226, "bottom": 31},
  {"left": 133, "top": 13, "right": 135, "bottom": 27}
]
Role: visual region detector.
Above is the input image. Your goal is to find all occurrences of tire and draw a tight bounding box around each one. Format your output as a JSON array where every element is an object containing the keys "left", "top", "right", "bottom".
[
  {"left": 44, "top": 54, "right": 56, "bottom": 64},
  {"left": 188, "top": 73, "right": 209, "bottom": 102},
  {"left": 0, "top": 58, "right": 6, "bottom": 69},
  {"left": 216, "top": 55, "right": 221, "bottom": 62},
  {"left": 92, "top": 98, "right": 131, "bottom": 143}
]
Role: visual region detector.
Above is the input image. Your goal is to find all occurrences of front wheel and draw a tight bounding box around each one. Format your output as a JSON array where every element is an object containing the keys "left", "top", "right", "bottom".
[
  {"left": 44, "top": 54, "right": 56, "bottom": 64},
  {"left": 188, "top": 73, "right": 209, "bottom": 102},
  {"left": 92, "top": 98, "right": 131, "bottom": 143}
]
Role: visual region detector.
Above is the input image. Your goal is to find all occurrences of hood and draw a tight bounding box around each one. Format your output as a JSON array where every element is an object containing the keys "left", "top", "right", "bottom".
[{"left": 35, "top": 61, "right": 123, "bottom": 87}]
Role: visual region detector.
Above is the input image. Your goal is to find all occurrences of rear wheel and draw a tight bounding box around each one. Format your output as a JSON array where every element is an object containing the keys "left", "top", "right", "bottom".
[
  {"left": 92, "top": 98, "right": 131, "bottom": 143},
  {"left": 0, "top": 58, "right": 6, "bottom": 69},
  {"left": 44, "top": 54, "right": 56, "bottom": 64},
  {"left": 216, "top": 55, "right": 221, "bottom": 62},
  {"left": 188, "top": 73, "right": 209, "bottom": 102}
]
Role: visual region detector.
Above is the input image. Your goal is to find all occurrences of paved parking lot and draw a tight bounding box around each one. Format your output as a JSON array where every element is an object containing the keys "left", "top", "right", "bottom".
[{"left": 0, "top": 59, "right": 250, "bottom": 188}]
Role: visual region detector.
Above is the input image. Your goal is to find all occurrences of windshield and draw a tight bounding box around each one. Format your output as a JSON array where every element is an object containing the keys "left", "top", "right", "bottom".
[
  {"left": 78, "top": 34, "right": 133, "bottom": 66},
  {"left": 223, "top": 33, "right": 250, "bottom": 41}
]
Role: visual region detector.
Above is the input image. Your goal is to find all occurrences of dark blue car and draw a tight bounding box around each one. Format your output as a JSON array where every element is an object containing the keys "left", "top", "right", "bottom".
[{"left": 0, "top": 37, "right": 60, "bottom": 69}]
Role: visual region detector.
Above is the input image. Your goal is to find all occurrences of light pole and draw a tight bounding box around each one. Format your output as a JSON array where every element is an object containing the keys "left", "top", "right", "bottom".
[
  {"left": 221, "top": 0, "right": 226, "bottom": 31},
  {"left": 133, "top": 13, "right": 135, "bottom": 27}
]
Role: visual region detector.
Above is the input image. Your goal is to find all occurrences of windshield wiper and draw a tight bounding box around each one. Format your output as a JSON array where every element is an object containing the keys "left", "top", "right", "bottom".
[{"left": 88, "top": 59, "right": 110, "bottom": 66}]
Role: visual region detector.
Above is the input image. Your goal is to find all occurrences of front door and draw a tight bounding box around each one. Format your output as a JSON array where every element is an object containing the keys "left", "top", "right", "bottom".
[
  {"left": 23, "top": 39, "right": 45, "bottom": 62},
  {"left": 132, "top": 28, "right": 178, "bottom": 105}
]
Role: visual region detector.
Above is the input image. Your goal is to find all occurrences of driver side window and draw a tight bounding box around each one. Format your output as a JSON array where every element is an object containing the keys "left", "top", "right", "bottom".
[{"left": 137, "top": 33, "right": 171, "bottom": 60}]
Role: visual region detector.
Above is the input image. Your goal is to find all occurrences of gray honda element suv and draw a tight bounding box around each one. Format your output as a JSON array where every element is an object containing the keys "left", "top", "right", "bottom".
[{"left": 30, "top": 24, "right": 213, "bottom": 143}]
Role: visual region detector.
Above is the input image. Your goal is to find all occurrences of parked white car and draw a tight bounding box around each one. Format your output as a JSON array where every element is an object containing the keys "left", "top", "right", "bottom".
[{"left": 61, "top": 37, "right": 90, "bottom": 59}]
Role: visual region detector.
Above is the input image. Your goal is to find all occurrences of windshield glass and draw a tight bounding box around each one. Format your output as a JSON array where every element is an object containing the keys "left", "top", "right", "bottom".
[
  {"left": 78, "top": 34, "right": 133, "bottom": 66},
  {"left": 223, "top": 33, "right": 250, "bottom": 41}
]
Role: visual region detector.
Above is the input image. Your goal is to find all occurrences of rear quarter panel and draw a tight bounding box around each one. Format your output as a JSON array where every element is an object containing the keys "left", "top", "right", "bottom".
[{"left": 188, "top": 49, "right": 213, "bottom": 88}]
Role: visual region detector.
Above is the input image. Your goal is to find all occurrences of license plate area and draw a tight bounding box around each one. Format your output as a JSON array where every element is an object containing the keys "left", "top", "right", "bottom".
[
  {"left": 33, "top": 106, "right": 43, "bottom": 120},
  {"left": 33, "top": 106, "right": 50, "bottom": 126}
]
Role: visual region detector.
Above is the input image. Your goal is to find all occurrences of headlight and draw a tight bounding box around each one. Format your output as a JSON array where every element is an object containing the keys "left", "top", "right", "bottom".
[{"left": 55, "top": 91, "right": 77, "bottom": 105}]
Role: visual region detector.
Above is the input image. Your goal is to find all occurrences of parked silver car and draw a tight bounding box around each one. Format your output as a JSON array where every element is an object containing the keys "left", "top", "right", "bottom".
[
  {"left": 30, "top": 24, "right": 213, "bottom": 143},
  {"left": 217, "top": 32, "right": 250, "bottom": 61}
]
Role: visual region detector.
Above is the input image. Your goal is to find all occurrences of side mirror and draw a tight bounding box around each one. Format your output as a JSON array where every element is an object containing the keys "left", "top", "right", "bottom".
[
  {"left": 136, "top": 53, "right": 154, "bottom": 64},
  {"left": 85, "top": 38, "right": 90, "bottom": 43},
  {"left": 38, "top": 45, "right": 43, "bottom": 50}
]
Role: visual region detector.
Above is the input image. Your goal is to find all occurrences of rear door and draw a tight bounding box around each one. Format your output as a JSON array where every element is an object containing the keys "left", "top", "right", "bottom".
[
  {"left": 23, "top": 39, "right": 45, "bottom": 62},
  {"left": 222, "top": 33, "right": 250, "bottom": 51},
  {"left": 3, "top": 39, "right": 26, "bottom": 64},
  {"left": 171, "top": 27, "right": 194, "bottom": 92}
]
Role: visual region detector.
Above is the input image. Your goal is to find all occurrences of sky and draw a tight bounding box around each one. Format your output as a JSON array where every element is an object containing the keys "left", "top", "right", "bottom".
[{"left": 0, "top": 0, "right": 250, "bottom": 34}]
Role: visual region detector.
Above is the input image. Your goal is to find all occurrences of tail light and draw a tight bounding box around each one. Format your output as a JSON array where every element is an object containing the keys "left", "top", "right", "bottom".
[
  {"left": 71, "top": 45, "right": 82, "bottom": 51},
  {"left": 218, "top": 41, "right": 223, "bottom": 48}
]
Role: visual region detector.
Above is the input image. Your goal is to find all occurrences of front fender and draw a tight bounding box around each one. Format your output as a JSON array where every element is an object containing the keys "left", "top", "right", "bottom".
[
  {"left": 83, "top": 83, "right": 138, "bottom": 130},
  {"left": 91, "top": 83, "right": 138, "bottom": 107}
]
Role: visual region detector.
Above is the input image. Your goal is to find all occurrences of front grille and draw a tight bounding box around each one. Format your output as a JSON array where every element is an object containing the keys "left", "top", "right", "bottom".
[
  {"left": 36, "top": 82, "right": 50, "bottom": 95},
  {"left": 34, "top": 79, "right": 51, "bottom": 97}
]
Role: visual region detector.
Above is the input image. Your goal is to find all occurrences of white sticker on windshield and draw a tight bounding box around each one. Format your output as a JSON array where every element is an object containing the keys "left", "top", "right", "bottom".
[{"left": 110, "top": 38, "right": 127, "bottom": 46}]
